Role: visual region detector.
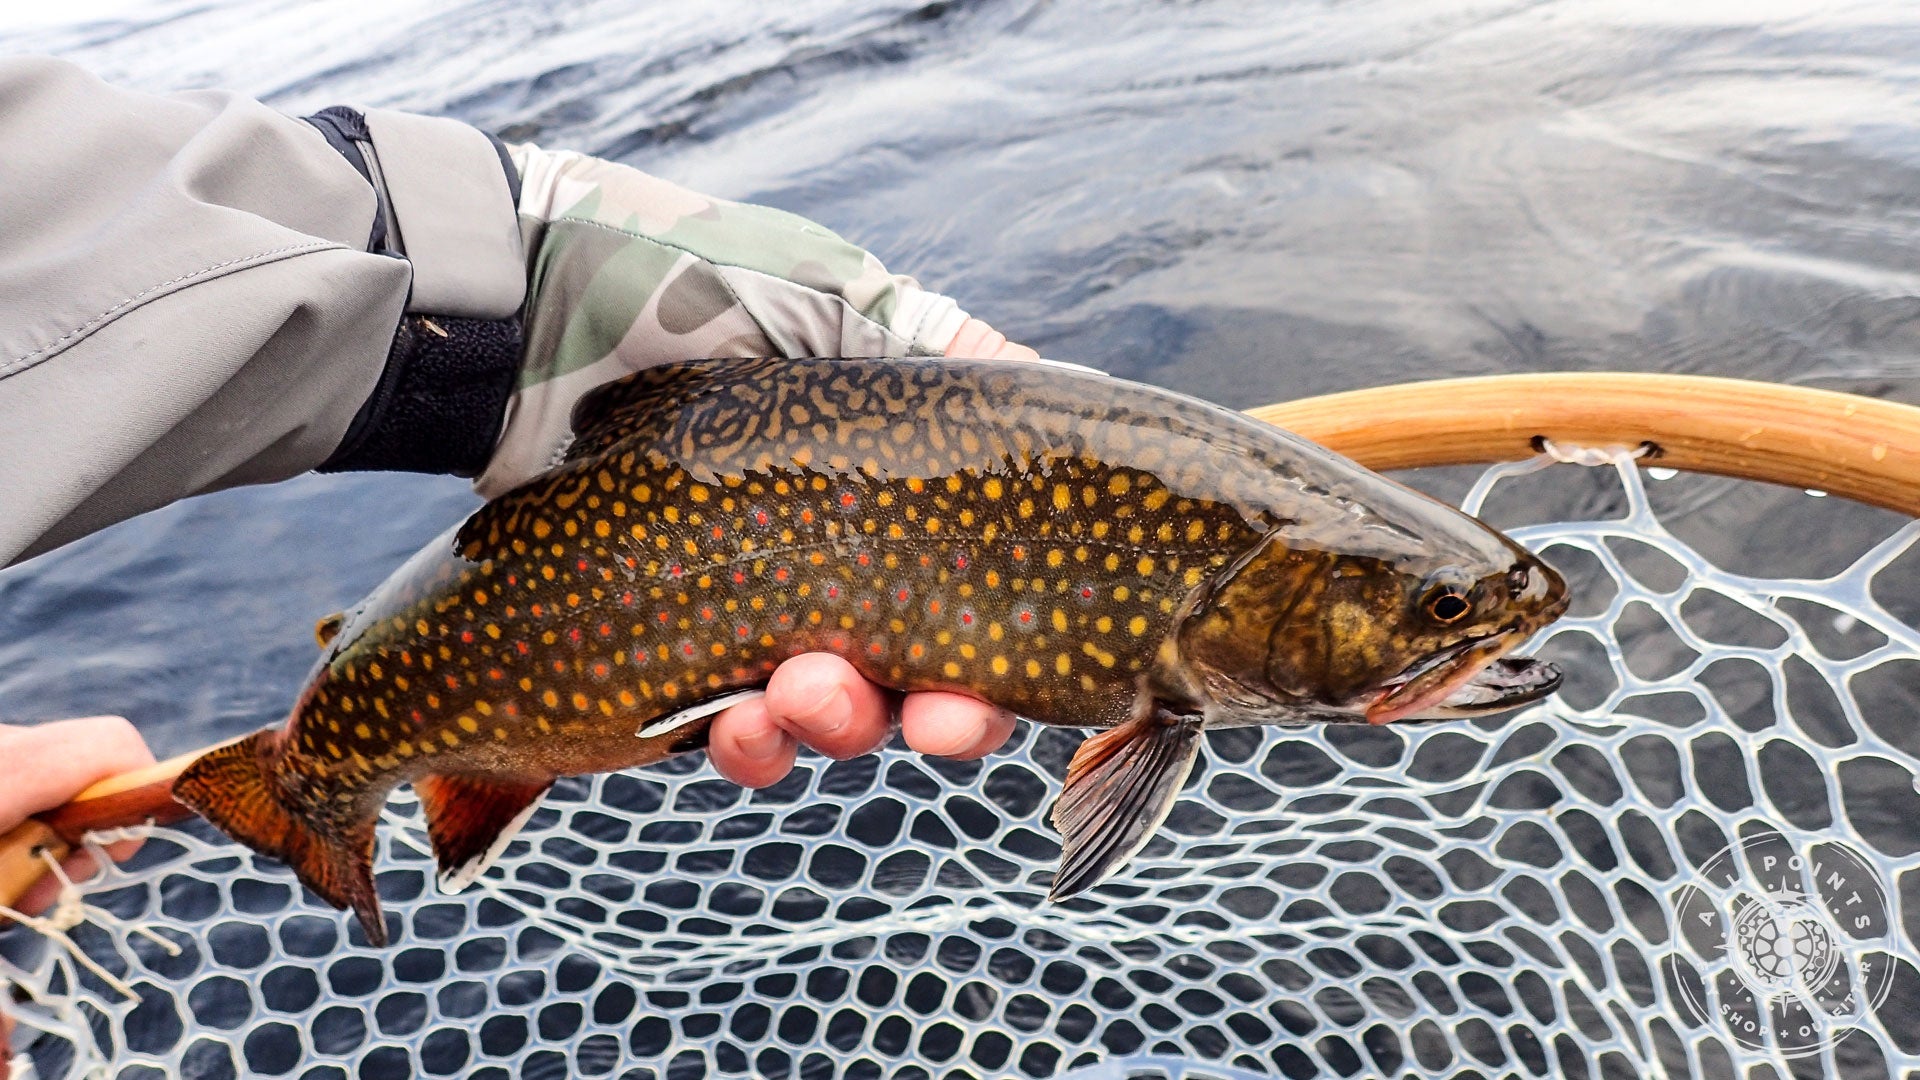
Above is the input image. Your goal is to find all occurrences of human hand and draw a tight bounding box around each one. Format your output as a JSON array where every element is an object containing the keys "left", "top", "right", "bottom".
[
  {"left": 479, "top": 148, "right": 1036, "bottom": 786},
  {"left": 0, "top": 717, "right": 156, "bottom": 915}
]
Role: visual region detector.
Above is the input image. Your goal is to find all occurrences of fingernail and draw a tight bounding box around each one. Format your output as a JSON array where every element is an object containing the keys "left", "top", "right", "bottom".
[
  {"left": 735, "top": 725, "right": 790, "bottom": 763},
  {"left": 784, "top": 686, "right": 851, "bottom": 738}
]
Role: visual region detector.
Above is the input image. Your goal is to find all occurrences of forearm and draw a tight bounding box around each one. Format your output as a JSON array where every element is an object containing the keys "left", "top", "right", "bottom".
[{"left": 0, "top": 59, "right": 522, "bottom": 565}]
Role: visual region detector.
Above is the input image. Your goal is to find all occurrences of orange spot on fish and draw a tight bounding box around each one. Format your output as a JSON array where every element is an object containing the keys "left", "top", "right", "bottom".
[
  {"left": 445, "top": 675, "right": 460, "bottom": 690},
  {"left": 598, "top": 622, "right": 613, "bottom": 637},
  {"left": 868, "top": 642, "right": 883, "bottom": 655},
  {"left": 1013, "top": 546, "right": 1027, "bottom": 561},
  {"left": 700, "top": 606, "right": 715, "bottom": 622},
  {"left": 531, "top": 603, "right": 544, "bottom": 617},
  {"left": 593, "top": 662, "right": 609, "bottom": 678},
  {"left": 800, "top": 509, "right": 815, "bottom": 524},
  {"left": 928, "top": 600, "right": 942, "bottom": 615},
  {"left": 488, "top": 668, "right": 505, "bottom": 681}
]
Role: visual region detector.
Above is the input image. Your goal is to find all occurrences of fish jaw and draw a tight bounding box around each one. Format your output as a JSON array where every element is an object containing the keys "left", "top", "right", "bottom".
[{"left": 1362, "top": 632, "right": 1561, "bottom": 725}]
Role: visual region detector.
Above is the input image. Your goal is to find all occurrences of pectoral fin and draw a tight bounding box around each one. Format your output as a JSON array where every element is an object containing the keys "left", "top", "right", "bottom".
[
  {"left": 415, "top": 774, "right": 553, "bottom": 893},
  {"left": 1048, "top": 709, "right": 1205, "bottom": 900}
]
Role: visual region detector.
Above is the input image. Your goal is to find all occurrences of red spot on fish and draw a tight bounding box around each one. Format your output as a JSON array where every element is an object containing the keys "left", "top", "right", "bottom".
[
  {"left": 955, "top": 554, "right": 969, "bottom": 569},
  {"left": 487, "top": 668, "right": 505, "bottom": 681},
  {"left": 656, "top": 611, "right": 671, "bottom": 624},
  {"left": 621, "top": 592, "right": 635, "bottom": 606},
  {"left": 1080, "top": 586, "right": 1095, "bottom": 600},
  {"left": 568, "top": 627, "right": 583, "bottom": 643},
  {"left": 839, "top": 492, "right": 857, "bottom": 508},
  {"left": 774, "top": 567, "right": 790, "bottom": 583},
  {"left": 1018, "top": 610, "right": 1034, "bottom": 625},
  {"left": 515, "top": 641, "right": 530, "bottom": 655},
  {"left": 736, "top": 624, "right": 750, "bottom": 639},
  {"left": 754, "top": 510, "right": 770, "bottom": 526},
  {"left": 856, "top": 553, "right": 871, "bottom": 567},
  {"left": 532, "top": 603, "right": 545, "bottom": 617},
  {"left": 777, "top": 613, "right": 792, "bottom": 625},
  {"left": 682, "top": 642, "right": 696, "bottom": 657},
  {"left": 460, "top": 630, "right": 474, "bottom": 644},
  {"left": 576, "top": 558, "right": 589, "bottom": 572},
  {"left": 831, "top": 636, "right": 847, "bottom": 650},
  {"left": 700, "top": 606, "right": 715, "bottom": 622},
  {"left": 961, "top": 612, "right": 975, "bottom": 626},
  {"left": 593, "top": 662, "right": 610, "bottom": 678},
  {"left": 553, "top": 660, "right": 566, "bottom": 673},
  {"left": 506, "top": 574, "right": 517, "bottom": 586},
  {"left": 861, "top": 599, "right": 874, "bottom": 612},
  {"left": 800, "top": 509, "right": 815, "bottom": 525},
  {"left": 411, "top": 709, "right": 423, "bottom": 724},
  {"left": 598, "top": 622, "right": 613, "bottom": 637},
  {"left": 869, "top": 642, "right": 884, "bottom": 655},
  {"left": 668, "top": 564, "right": 684, "bottom": 578},
  {"left": 503, "top": 703, "right": 519, "bottom": 717},
  {"left": 445, "top": 675, "right": 460, "bottom": 690},
  {"left": 896, "top": 588, "right": 910, "bottom": 602},
  {"left": 1013, "top": 546, "right": 1027, "bottom": 561},
  {"left": 928, "top": 599, "right": 942, "bottom": 615},
  {"left": 919, "top": 554, "right": 931, "bottom": 567},
  {"left": 827, "top": 585, "right": 840, "bottom": 599},
  {"left": 625, "top": 555, "right": 638, "bottom": 570},
  {"left": 733, "top": 570, "right": 747, "bottom": 584},
  {"left": 711, "top": 526, "right": 724, "bottom": 540}
]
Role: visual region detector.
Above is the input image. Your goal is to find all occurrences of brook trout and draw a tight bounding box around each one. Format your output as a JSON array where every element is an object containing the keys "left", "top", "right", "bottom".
[{"left": 175, "top": 358, "right": 1567, "bottom": 945}]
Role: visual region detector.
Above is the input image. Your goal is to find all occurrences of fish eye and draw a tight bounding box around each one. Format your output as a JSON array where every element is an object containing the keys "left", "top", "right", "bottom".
[{"left": 1423, "top": 585, "right": 1472, "bottom": 625}]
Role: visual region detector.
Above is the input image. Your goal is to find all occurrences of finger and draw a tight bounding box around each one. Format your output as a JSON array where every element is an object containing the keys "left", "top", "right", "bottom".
[
  {"left": 707, "top": 697, "right": 798, "bottom": 789},
  {"left": 0, "top": 717, "right": 155, "bottom": 833},
  {"left": 901, "top": 693, "right": 1017, "bottom": 760},
  {"left": 943, "top": 318, "right": 1039, "bottom": 362},
  {"left": 764, "top": 654, "right": 891, "bottom": 760}
]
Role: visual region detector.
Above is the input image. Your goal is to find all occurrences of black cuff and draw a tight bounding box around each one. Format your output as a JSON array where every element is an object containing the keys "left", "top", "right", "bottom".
[{"left": 318, "top": 314, "right": 522, "bottom": 478}]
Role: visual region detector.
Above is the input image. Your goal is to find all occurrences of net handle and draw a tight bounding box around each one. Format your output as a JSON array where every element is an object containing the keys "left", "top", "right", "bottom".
[
  {"left": 1253, "top": 371, "right": 1920, "bottom": 516},
  {"left": 5, "top": 371, "right": 1918, "bottom": 910}
]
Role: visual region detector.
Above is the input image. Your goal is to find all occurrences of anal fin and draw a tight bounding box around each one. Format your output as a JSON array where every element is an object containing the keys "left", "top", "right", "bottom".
[
  {"left": 415, "top": 774, "right": 552, "bottom": 893},
  {"left": 1048, "top": 708, "right": 1204, "bottom": 900}
]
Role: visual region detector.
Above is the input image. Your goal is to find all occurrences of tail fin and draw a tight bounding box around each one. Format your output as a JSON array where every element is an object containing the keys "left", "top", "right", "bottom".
[{"left": 173, "top": 731, "right": 388, "bottom": 946}]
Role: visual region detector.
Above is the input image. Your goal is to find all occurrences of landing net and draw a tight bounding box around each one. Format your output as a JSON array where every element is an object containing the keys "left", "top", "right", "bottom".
[{"left": 4, "top": 451, "right": 1915, "bottom": 1079}]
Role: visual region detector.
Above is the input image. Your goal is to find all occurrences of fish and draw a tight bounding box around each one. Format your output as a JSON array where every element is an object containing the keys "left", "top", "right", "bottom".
[{"left": 173, "top": 357, "right": 1568, "bottom": 945}]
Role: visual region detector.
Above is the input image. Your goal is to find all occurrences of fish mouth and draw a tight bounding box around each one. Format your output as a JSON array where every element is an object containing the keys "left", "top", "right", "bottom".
[{"left": 1363, "top": 632, "right": 1562, "bottom": 725}]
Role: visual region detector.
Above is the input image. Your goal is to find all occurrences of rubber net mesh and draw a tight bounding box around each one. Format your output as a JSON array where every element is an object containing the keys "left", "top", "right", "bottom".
[{"left": 4, "top": 452, "right": 1917, "bottom": 1080}]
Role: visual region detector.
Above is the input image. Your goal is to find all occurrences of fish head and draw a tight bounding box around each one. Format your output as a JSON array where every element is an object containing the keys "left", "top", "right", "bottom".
[{"left": 1171, "top": 506, "right": 1569, "bottom": 726}]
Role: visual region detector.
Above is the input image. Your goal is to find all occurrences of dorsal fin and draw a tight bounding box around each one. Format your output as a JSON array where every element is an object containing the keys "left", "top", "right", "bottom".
[
  {"left": 564, "top": 359, "right": 772, "bottom": 465},
  {"left": 314, "top": 612, "right": 346, "bottom": 648}
]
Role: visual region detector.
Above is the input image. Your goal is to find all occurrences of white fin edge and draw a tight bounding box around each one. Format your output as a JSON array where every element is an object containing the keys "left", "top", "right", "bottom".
[
  {"left": 637, "top": 688, "right": 766, "bottom": 739},
  {"left": 437, "top": 797, "right": 543, "bottom": 894}
]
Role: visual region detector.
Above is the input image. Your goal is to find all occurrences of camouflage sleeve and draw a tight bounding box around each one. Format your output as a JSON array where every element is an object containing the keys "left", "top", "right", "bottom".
[{"left": 477, "top": 146, "right": 1032, "bottom": 497}]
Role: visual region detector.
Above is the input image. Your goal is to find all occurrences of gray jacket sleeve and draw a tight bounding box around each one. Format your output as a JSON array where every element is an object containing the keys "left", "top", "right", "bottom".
[{"left": 0, "top": 57, "right": 525, "bottom": 566}]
